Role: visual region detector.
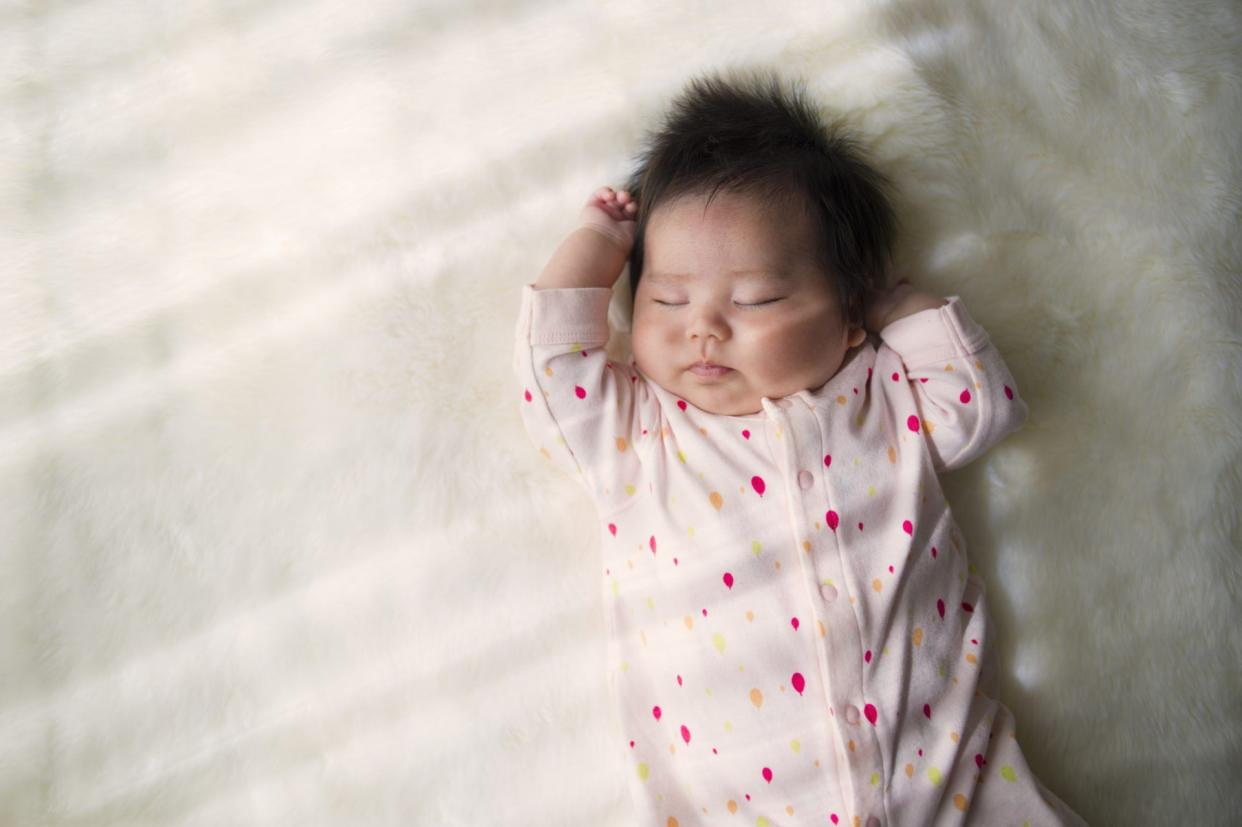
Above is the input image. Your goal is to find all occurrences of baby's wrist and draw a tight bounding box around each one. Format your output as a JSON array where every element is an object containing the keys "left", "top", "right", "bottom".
[{"left": 881, "top": 293, "right": 948, "bottom": 329}]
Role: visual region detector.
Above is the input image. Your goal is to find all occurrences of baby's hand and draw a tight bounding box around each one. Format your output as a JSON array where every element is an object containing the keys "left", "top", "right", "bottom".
[{"left": 579, "top": 186, "right": 639, "bottom": 252}]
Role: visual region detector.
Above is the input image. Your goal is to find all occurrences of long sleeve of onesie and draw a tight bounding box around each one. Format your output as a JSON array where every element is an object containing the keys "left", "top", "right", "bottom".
[
  {"left": 512, "top": 284, "right": 1087, "bottom": 827},
  {"left": 875, "top": 296, "right": 1029, "bottom": 473},
  {"left": 512, "top": 283, "right": 657, "bottom": 513}
]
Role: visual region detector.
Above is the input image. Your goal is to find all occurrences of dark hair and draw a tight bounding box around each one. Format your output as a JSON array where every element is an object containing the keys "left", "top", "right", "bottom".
[{"left": 623, "top": 69, "right": 898, "bottom": 328}]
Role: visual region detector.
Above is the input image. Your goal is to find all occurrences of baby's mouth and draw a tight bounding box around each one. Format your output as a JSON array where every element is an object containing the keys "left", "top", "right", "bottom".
[{"left": 688, "top": 362, "right": 733, "bottom": 378}]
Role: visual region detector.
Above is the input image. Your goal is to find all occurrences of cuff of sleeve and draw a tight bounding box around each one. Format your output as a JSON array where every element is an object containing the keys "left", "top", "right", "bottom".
[
  {"left": 518, "top": 283, "right": 614, "bottom": 346},
  {"left": 879, "top": 295, "right": 990, "bottom": 366}
]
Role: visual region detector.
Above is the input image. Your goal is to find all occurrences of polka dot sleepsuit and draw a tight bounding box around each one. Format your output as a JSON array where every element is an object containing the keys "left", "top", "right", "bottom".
[{"left": 512, "top": 283, "right": 1088, "bottom": 827}]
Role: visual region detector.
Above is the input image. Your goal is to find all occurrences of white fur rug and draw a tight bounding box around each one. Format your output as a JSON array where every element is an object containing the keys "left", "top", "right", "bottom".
[{"left": 3, "top": 1, "right": 1240, "bottom": 825}]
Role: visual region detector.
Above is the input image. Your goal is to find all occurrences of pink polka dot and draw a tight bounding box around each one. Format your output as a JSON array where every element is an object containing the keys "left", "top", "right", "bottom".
[
  {"left": 574, "top": 385, "right": 586, "bottom": 399},
  {"left": 864, "top": 703, "right": 877, "bottom": 725},
  {"left": 907, "top": 415, "right": 920, "bottom": 432},
  {"left": 960, "top": 388, "right": 972, "bottom": 404},
  {"left": 1004, "top": 384, "right": 1014, "bottom": 400},
  {"left": 524, "top": 389, "right": 532, "bottom": 402},
  {"left": 825, "top": 510, "right": 840, "bottom": 531},
  {"left": 677, "top": 399, "right": 687, "bottom": 411}
]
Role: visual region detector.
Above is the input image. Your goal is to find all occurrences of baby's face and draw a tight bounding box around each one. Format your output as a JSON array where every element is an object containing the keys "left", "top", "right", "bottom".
[{"left": 632, "top": 189, "right": 866, "bottom": 417}]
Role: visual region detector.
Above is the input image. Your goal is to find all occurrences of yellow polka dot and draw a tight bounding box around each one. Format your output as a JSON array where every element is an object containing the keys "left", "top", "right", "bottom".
[
  {"left": 677, "top": 451, "right": 686, "bottom": 464},
  {"left": 624, "top": 484, "right": 636, "bottom": 496},
  {"left": 872, "top": 578, "right": 883, "bottom": 593},
  {"left": 724, "top": 720, "right": 733, "bottom": 732},
  {"left": 912, "top": 627, "right": 923, "bottom": 646},
  {"left": 757, "top": 817, "right": 770, "bottom": 827},
  {"left": 944, "top": 363, "right": 954, "bottom": 371},
  {"left": 1001, "top": 765, "right": 1018, "bottom": 782},
  {"left": 790, "top": 739, "right": 801, "bottom": 753},
  {"left": 611, "top": 578, "right": 619, "bottom": 596},
  {"left": 867, "top": 485, "right": 876, "bottom": 497},
  {"left": 709, "top": 491, "right": 723, "bottom": 511},
  {"left": 965, "top": 653, "right": 978, "bottom": 665},
  {"left": 616, "top": 437, "right": 628, "bottom": 453},
  {"left": 752, "top": 540, "right": 762, "bottom": 556},
  {"left": 637, "top": 763, "right": 650, "bottom": 781},
  {"left": 927, "top": 766, "right": 942, "bottom": 785},
  {"left": 835, "top": 395, "right": 847, "bottom": 405},
  {"left": 713, "top": 633, "right": 726, "bottom": 653},
  {"left": 870, "top": 772, "right": 879, "bottom": 786},
  {"left": 953, "top": 793, "right": 968, "bottom": 811},
  {"left": 802, "top": 540, "right": 812, "bottom": 553},
  {"left": 904, "top": 763, "right": 914, "bottom": 778},
  {"left": 544, "top": 365, "right": 554, "bottom": 376},
  {"left": 950, "top": 731, "right": 959, "bottom": 743}
]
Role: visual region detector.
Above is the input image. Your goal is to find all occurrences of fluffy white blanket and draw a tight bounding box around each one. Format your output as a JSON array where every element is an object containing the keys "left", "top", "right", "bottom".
[{"left": 3, "top": 1, "right": 1239, "bottom": 824}]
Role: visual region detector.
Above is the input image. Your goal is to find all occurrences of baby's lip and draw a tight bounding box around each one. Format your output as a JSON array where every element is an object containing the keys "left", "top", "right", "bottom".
[{"left": 689, "top": 360, "right": 730, "bottom": 369}]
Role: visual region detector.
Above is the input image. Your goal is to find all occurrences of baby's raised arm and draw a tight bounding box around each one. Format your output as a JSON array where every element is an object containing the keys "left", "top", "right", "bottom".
[{"left": 534, "top": 186, "right": 638, "bottom": 290}]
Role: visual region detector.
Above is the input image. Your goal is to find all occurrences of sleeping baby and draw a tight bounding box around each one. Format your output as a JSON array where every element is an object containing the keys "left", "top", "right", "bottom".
[{"left": 512, "top": 71, "right": 1088, "bottom": 827}]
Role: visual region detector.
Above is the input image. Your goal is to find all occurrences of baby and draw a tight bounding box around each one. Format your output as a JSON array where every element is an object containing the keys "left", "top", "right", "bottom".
[{"left": 513, "top": 72, "right": 1086, "bottom": 827}]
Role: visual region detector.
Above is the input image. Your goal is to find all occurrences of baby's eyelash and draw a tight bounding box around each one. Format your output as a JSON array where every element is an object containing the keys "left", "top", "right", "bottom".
[{"left": 652, "top": 298, "right": 784, "bottom": 307}]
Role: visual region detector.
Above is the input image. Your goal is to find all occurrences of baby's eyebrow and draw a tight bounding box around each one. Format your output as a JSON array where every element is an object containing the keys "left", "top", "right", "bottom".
[{"left": 645, "top": 270, "right": 793, "bottom": 284}]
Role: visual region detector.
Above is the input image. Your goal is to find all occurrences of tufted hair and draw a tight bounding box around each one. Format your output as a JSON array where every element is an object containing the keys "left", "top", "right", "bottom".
[{"left": 623, "top": 69, "right": 899, "bottom": 328}]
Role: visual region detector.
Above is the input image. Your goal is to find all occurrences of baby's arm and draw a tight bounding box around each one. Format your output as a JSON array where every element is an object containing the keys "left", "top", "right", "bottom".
[
  {"left": 513, "top": 187, "right": 652, "bottom": 508},
  {"left": 534, "top": 187, "right": 637, "bottom": 290},
  {"left": 868, "top": 283, "right": 1030, "bottom": 473}
]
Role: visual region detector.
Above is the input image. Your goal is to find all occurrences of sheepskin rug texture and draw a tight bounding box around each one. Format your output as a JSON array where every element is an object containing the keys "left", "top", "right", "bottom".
[{"left": 3, "top": 1, "right": 1240, "bottom": 825}]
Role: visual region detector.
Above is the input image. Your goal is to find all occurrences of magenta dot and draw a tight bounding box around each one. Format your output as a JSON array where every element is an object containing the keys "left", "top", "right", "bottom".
[
  {"left": 722, "top": 572, "right": 734, "bottom": 590},
  {"left": 1004, "top": 384, "right": 1014, "bottom": 400},
  {"left": 524, "top": 389, "right": 532, "bottom": 402},
  {"left": 907, "top": 414, "right": 920, "bottom": 432},
  {"left": 902, "top": 519, "right": 914, "bottom": 535},
  {"left": 864, "top": 703, "right": 877, "bottom": 725},
  {"left": 923, "top": 704, "right": 932, "bottom": 720},
  {"left": 761, "top": 767, "right": 773, "bottom": 783},
  {"left": 937, "top": 599, "right": 945, "bottom": 618},
  {"left": 751, "top": 475, "right": 766, "bottom": 496},
  {"left": 790, "top": 617, "right": 800, "bottom": 631},
  {"left": 574, "top": 385, "right": 587, "bottom": 399},
  {"left": 677, "top": 400, "right": 687, "bottom": 411},
  {"left": 791, "top": 672, "right": 806, "bottom": 695},
  {"left": 680, "top": 725, "right": 691, "bottom": 744},
  {"left": 960, "top": 388, "right": 972, "bottom": 404},
  {"left": 825, "top": 510, "right": 840, "bottom": 531},
  {"left": 824, "top": 453, "right": 832, "bottom": 467},
  {"left": 652, "top": 706, "right": 661, "bottom": 721}
]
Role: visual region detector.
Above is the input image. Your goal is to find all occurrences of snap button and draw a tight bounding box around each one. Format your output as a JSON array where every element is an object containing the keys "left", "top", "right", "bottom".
[
  {"left": 797, "top": 469, "right": 813, "bottom": 489},
  {"left": 866, "top": 817, "right": 881, "bottom": 827},
  {"left": 819, "top": 583, "right": 837, "bottom": 602},
  {"left": 778, "top": 398, "right": 793, "bottom": 409},
  {"left": 844, "top": 704, "right": 860, "bottom": 724}
]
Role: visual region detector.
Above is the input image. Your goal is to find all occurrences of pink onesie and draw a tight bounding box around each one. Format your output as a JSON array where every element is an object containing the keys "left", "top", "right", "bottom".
[{"left": 513, "top": 283, "right": 1087, "bottom": 826}]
